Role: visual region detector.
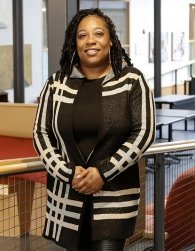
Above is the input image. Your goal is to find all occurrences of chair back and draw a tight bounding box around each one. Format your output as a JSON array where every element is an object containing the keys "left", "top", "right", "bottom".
[{"left": 165, "top": 167, "right": 195, "bottom": 251}]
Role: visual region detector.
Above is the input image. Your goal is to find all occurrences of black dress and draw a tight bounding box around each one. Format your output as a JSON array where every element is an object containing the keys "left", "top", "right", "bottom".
[
  {"left": 73, "top": 77, "right": 103, "bottom": 160},
  {"left": 72, "top": 77, "right": 104, "bottom": 250}
]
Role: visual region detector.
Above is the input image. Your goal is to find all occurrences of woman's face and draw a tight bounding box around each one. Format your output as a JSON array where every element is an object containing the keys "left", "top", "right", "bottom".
[{"left": 76, "top": 15, "right": 112, "bottom": 69}]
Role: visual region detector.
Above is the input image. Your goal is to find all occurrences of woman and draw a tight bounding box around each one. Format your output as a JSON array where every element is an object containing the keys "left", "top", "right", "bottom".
[{"left": 33, "top": 8, "right": 155, "bottom": 251}]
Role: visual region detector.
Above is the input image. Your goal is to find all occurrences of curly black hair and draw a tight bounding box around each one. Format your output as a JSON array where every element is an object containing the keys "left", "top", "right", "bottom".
[{"left": 59, "top": 8, "right": 132, "bottom": 81}]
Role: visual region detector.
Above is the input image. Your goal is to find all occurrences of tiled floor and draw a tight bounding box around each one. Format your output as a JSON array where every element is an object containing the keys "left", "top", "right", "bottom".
[{"left": 0, "top": 235, "right": 153, "bottom": 251}]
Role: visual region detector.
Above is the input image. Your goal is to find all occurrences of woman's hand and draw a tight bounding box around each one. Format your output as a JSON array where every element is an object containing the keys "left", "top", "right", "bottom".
[
  {"left": 73, "top": 167, "right": 104, "bottom": 195},
  {"left": 72, "top": 166, "right": 86, "bottom": 188}
]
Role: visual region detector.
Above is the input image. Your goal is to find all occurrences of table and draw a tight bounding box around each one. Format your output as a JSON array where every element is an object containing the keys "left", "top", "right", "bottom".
[
  {"left": 155, "top": 95, "right": 195, "bottom": 109},
  {"left": 156, "top": 115, "right": 185, "bottom": 141},
  {"left": 156, "top": 109, "right": 195, "bottom": 131}
]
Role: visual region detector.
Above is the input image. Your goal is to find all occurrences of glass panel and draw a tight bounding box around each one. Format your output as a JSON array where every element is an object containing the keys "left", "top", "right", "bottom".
[
  {"left": 160, "top": 0, "right": 194, "bottom": 93},
  {"left": 0, "top": 0, "right": 13, "bottom": 101},
  {"left": 189, "top": 4, "right": 195, "bottom": 66},
  {"left": 130, "top": 0, "right": 154, "bottom": 88},
  {"left": 80, "top": 0, "right": 130, "bottom": 55},
  {"left": 0, "top": 0, "right": 48, "bottom": 103},
  {"left": 23, "top": 0, "right": 46, "bottom": 103},
  {"left": 80, "top": 0, "right": 154, "bottom": 89},
  {"left": 42, "top": 0, "right": 48, "bottom": 85}
]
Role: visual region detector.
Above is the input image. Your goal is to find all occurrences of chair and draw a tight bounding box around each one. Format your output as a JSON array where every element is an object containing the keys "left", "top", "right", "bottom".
[
  {"left": 145, "top": 167, "right": 195, "bottom": 251},
  {"left": 165, "top": 167, "right": 195, "bottom": 251}
]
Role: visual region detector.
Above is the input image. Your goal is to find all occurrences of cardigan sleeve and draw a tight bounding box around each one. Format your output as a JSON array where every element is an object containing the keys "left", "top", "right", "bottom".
[
  {"left": 98, "top": 73, "right": 156, "bottom": 183},
  {"left": 33, "top": 75, "right": 75, "bottom": 184}
]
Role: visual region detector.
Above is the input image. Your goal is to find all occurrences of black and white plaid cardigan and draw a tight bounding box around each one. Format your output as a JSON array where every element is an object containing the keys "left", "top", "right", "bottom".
[{"left": 33, "top": 65, "right": 155, "bottom": 250}]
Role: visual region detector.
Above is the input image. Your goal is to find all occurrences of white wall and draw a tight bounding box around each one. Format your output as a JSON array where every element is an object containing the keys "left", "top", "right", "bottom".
[
  {"left": 130, "top": 0, "right": 195, "bottom": 90},
  {"left": 0, "top": 0, "right": 13, "bottom": 98},
  {"left": 23, "top": 0, "right": 43, "bottom": 103},
  {"left": 0, "top": 0, "right": 43, "bottom": 103},
  {"left": 0, "top": 0, "right": 13, "bottom": 43}
]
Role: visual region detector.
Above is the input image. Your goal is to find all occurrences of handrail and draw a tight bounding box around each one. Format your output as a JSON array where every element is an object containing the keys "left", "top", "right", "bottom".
[
  {"left": 145, "top": 139, "right": 195, "bottom": 155},
  {"left": 0, "top": 156, "right": 40, "bottom": 166},
  {"left": 0, "top": 160, "right": 44, "bottom": 176},
  {"left": 0, "top": 140, "right": 195, "bottom": 176}
]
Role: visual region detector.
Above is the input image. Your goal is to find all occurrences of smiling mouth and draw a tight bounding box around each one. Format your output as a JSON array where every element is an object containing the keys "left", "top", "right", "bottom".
[{"left": 84, "top": 49, "right": 100, "bottom": 56}]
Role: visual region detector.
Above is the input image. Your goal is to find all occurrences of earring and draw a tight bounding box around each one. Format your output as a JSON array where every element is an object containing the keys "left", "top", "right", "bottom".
[
  {"left": 109, "top": 48, "right": 111, "bottom": 64},
  {"left": 70, "top": 50, "right": 76, "bottom": 67}
]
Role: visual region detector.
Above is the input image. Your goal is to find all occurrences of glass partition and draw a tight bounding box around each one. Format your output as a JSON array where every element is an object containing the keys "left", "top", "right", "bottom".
[
  {"left": 80, "top": 0, "right": 130, "bottom": 55},
  {"left": 0, "top": 0, "right": 13, "bottom": 98},
  {"left": 0, "top": 0, "right": 48, "bottom": 103},
  {"left": 23, "top": 0, "right": 46, "bottom": 103},
  {"left": 79, "top": 0, "right": 154, "bottom": 88}
]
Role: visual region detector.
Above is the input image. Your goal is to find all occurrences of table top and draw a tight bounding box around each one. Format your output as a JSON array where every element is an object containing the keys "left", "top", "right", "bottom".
[
  {"left": 155, "top": 95, "right": 195, "bottom": 105},
  {"left": 156, "top": 109, "right": 195, "bottom": 118},
  {"left": 156, "top": 115, "right": 184, "bottom": 127}
]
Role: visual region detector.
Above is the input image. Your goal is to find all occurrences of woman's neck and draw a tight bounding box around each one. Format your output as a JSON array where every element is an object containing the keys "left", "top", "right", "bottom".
[{"left": 80, "top": 63, "right": 111, "bottom": 80}]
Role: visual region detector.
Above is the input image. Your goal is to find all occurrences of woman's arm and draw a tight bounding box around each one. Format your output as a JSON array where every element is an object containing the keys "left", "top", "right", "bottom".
[
  {"left": 33, "top": 75, "right": 75, "bottom": 183},
  {"left": 98, "top": 73, "right": 156, "bottom": 183}
]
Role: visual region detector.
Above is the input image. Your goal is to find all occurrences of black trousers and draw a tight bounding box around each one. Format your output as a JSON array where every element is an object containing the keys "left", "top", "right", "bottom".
[
  {"left": 77, "top": 197, "right": 125, "bottom": 251},
  {"left": 76, "top": 239, "right": 125, "bottom": 251}
]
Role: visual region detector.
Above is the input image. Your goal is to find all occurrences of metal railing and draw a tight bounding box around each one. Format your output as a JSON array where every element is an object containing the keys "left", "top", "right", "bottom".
[
  {"left": 1, "top": 140, "right": 195, "bottom": 251},
  {"left": 144, "top": 140, "right": 195, "bottom": 251}
]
